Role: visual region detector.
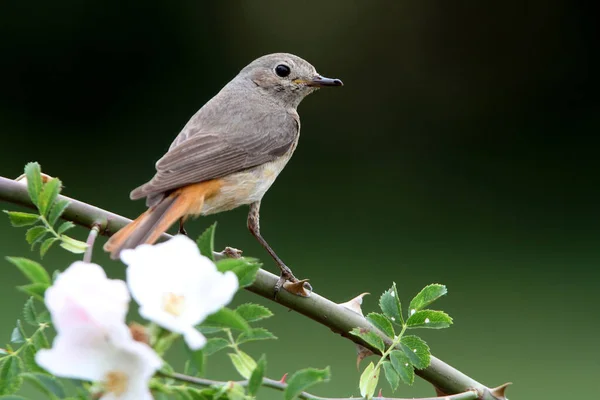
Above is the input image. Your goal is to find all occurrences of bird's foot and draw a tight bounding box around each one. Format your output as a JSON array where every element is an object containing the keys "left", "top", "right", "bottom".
[
  {"left": 178, "top": 225, "right": 188, "bottom": 236},
  {"left": 274, "top": 266, "right": 312, "bottom": 298}
]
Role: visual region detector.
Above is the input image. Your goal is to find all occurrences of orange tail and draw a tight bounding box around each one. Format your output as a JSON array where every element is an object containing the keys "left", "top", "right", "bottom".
[{"left": 103, "top": 179, "right": 222, "bottom": 259}]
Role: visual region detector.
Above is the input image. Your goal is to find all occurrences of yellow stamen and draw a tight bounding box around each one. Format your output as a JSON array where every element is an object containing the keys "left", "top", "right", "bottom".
[
  {"left": 105, "top": 370, "right": 128, "bottom": 396},
  {"left": 163, "top": 292, "right": 186, "bottom": 316}
]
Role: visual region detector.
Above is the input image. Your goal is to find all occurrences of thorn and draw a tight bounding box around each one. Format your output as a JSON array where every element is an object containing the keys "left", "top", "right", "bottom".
[
  {"left": 15, "top": 172, "right": 58, "bottom": 186},
  {"left": 434, "top": 386, "right": 447, "bottom": 396},
  {"left": 222, "top": 246, "right": 243, "bottom": 259},
  {"left": 339, "top": 292, "right": 370, "bottom": 316},
  {"left": 356, "top": 344, "right": 374, "bottom": 369},
  {"left": 377, "top": 388, "right": 383, "bottom": 397},
  {"left": 283, "top": 279, "right": 312, "bottom": 297},
  {"left": 279, "top": 373, "right": 288, "bottom": 384},
  {"left": 129, "top": 322, "right": 149, "bottom": 345},
  {"left": 490, "top": 382, "right": 512, "bottom": 399}
]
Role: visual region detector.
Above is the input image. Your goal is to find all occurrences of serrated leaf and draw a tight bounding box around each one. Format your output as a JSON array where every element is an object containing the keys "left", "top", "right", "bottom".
[
  {"left": 7, "top": 257, "right": 51, "bottom": 286},
  {"left": 21, "top": 345, "right": 46, "bottom": 374},
  {"left": 389, "top": 350, "right": 414, "bottom": 385},
  {"left": 48, "top": 199, "right": 70, "bottom": 227},
  {"left": 358, "top": 362, "right": 379, "bottom": 399},
  {"left": 38, "top": 178, "right": 61, "bottom": 217},
  {"left": 25, "top": 226, "right": 47, "bottom": 245},
  {"left": 59, "top": 236, "right": 87, "bottom": 254},
  {"left": 228, "top": 351, "right": 256, "bottom": 379},
  {"left": 284, "top": 367, "right": 330, "bottom": 400},
  {"left": 381, "top": 361, "right": 399, "bottom": 392},
  {"left": 22, "top": 298, "right": 37, "bottom": 326},
  {"left": 399, "top": 335, "right": 431, "bottom": 369},
  {"left": 22, "top": 372, "right": 66, "bottom": 398},
  {"left": 235, "top": 303, "right": 273, "bottom": 323},
  {"left": 24, "top": 162, "right": 43, "bottom": 207},
  {"left": 40, "top": 238, "right": 59, "bottom": 258},
  {"left": 3, "top": 211, "right": 39, "bottom": 227},
  {"left": 0, "top": 357, "right": 23, "bottom": 395},
  {"left": 406, "top": 310, "right": 453, "bottom": 329},
  {"left": 248, "top": 355, "right": 266, "bottom": 397},
  {"left": 379, "top": 282, "right": 404, "bottom": 326},
  {"left": 216, "top": 258, "right": 260, "bottom": 287},
  {"left": 10, "top": 327, "right": 24, "bottom": 344},
  {"left": 17, "top": 284, "right": 46, "bottom": 301},
  {"left": 350, "top": 327, "right": 385, "bottom": 353},
  {"left": 366, "top": 312, "right": 395, "bottom": 338},
  {"left": 57, "top": 221, "right": 75, "bottom": 235},
  {"left": 236, "top": 328, "right": 277, "bottom": 344},
  {"left": 408, "top": 284, "right": 448, "bottom": 314},
  {"left": 203, "top": 338, "right": 230, "bottom": 356},
  {"left": 197, "top": 223, "right": 217, "bottom": 261},
  {"left": 201, "top": 308, "right": 250, "bottom": 332}
]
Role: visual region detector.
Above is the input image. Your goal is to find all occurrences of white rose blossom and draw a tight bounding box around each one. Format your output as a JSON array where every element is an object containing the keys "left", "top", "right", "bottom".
[
  {"left": 122, "top": 235, "right": 239, "bottom": 350},
  {"left": 36, "top": 262, "right": 162, "bottom": 400}
]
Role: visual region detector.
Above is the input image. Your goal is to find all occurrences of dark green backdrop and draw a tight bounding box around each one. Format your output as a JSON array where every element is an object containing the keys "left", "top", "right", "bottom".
[{"left": 1, "top": 1, "right": 598, "bottom": 398}]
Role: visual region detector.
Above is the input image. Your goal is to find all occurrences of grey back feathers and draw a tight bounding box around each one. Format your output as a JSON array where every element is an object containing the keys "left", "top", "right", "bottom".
[{"left": 130, "top": 53, "right": 322, "bottom": 206}]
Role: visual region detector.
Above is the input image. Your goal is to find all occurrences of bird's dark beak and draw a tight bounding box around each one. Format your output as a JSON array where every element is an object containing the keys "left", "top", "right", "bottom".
[{"left": 302, "top": 75, "right": 343, "bottom": 87}]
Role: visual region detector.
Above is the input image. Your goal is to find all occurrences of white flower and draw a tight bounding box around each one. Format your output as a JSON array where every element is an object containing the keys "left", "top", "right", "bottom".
[
  {"left": 36, "top": 262, "right": 162, "bottom": 400},
  {"left": 122, "top": 235, "right": 239, "bottom": 350}
]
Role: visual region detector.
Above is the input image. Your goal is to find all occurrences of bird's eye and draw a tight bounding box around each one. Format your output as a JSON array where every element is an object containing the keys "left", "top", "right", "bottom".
[{"left": 275, "top": 64, "right": 291, "bottom": 77}]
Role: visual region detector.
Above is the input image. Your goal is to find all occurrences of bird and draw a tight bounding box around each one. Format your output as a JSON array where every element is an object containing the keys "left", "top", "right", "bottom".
[{"left": 103, "top": 53, "right": 343, "bottom": 295}]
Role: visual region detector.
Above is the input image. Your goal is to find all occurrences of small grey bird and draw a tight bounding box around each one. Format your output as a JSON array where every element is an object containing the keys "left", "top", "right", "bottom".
[{"left": 104, "top": 53, "right": 343, "bottom": 295}]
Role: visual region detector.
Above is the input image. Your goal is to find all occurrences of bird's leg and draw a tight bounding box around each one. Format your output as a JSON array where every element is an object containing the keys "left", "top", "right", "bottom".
[
  {"left": 248, "top": 201, "right": 305, "bottom": 297},
  {"left": 178, "top": 217, "right": 188, "bottom": 236}
]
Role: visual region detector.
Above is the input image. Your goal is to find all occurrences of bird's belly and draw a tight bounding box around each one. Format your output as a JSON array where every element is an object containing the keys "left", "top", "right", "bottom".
[{"left": 200, "top": 157, "right": 289, "bottom": 215}]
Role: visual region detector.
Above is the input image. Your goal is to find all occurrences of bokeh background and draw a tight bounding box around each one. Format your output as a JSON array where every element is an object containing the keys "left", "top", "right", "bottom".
[{"left": 1, "top": 1, "right": 598, "bottom": 398}]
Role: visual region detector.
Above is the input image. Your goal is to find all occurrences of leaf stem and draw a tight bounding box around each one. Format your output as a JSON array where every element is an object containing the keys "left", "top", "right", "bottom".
[
  {"left": 160, "top": 371, "right": 479, "bottom": 400},
  {"left": 375, "top": 324, "right": 407, "bottom": 372}
]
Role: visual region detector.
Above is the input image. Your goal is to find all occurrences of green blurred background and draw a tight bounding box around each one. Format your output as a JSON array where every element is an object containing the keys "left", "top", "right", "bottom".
[{"left": 1, "top": 1, "right": 598, "bottom": 398}]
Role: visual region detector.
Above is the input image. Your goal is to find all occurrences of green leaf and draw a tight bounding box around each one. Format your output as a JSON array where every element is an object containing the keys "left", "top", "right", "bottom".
[
  {"left": 38, "top": 178, "right": 61, "bottom": 217},
  {"left": 235, "top": 303, "right": 273, "bottom": 323},
  {"left": 3, "top": 211, "right": 39, "bottom": 227},
  {"left": 389, "top": 350, "right": 414, "bottom": 385},
  {"left": 48, "top": 199, "right": 70, "bottom": 227},
  {"left": 236, "top": 328, "right": 277, "bottom": 344},
  {"left": 10, "top": 327, "right": 24, "bottom": 344},
  {"left": 23, "top": 298, "right": 37, "bottom": 326},
  {"left": 197, "top": 222, "right": 217, "bottom": 261},
  {"left": 284, "top": 367, "right": 330, "bottom": 400},
  {"left": 201, "top": 308, "right": 250, "bottom": 332},
  {"left": 228, "top": 351, "right": 256, "bottom": 379},
  {"left": 21, "top": 372, "right": 66, "bottom": 398},
  {"left": 0, "top": 357, "right": 23, "bottom": 395},
  {"left": 366, "top": 312, "right": 395, "bottom": 338},
  {"left": 21, "top": 345, "right": 46, "bottom": 374},
  {"left": 40, "top": 238, "right": 59, "bottom": 258},
  {"left": 408, "top": 284, "right": 448, "bottom": 314},
  {"left": 187, "top": 347, "right": 205, "bottom": 377},
  {"left": 358, "top": 362, "right": 379, "bottom": 400},
  {"left": 17, "top": 284, "right": 47, "bottom": 301},
  {"left": 31, "top": 329, "right": 50, "bottom": 351},
  {"left": 399, "top": 335, "right": 431, "bottom": 369},
  {"left": 216, "top": 258, "right": 260, "bottom": 287},
  {"left": 379, "top": 282, "right": 404, "bottom": 326},
  {"left": 406, "top": 310, "right": 453, "bottom": 329},
  {"left": 57, "top": 221, "right": 75, "bottom": 235},
  {"left": 59, "top": 236, "right": 87, "bottom": 254},
  {"left": 25, "top": 226, "right": 47, "bottom": 245},
  {"left": 350, "top": 327, "right": 385, "bottom": 353},
  {"left": 6, "top": 257, "right": 50, "bottom": 286},
  {"left": 248, "top": 355, "right": 266, "bottom": 397},
  {"left": 203, "top": 338, "right": 230, "bottom": 356},
  {"left": 24, "top": 162, "right": 43, "bottom": 207},
  {"left": 381, "top": 361, "right": 399, "bottom": 392}
]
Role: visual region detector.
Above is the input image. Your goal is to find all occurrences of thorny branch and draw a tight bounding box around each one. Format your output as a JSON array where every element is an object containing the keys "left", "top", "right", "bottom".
[{"left": 0, "top": 176, "right": 509, "bottom": 400}]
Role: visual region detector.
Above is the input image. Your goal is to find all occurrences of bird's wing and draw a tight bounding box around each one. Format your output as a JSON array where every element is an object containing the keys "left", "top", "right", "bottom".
[{"left": 130, "top": 109, "right": 299, "bottom": 200}]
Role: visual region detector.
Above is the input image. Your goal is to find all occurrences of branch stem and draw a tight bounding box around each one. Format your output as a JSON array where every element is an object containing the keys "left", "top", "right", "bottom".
[
  {"left": 160, "top": 371, "right": 479, "bottom": 400},
  {"left": 0, "top": 175, "right": 507, "bottom": 400}
]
